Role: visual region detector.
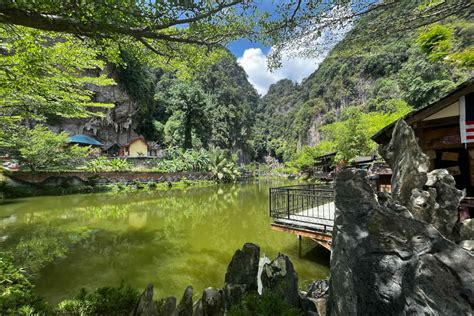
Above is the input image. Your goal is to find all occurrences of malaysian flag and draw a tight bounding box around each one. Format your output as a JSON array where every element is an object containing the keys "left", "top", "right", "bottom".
[{"left": 460, "top": 92, "right": 474, "bottom": 143}]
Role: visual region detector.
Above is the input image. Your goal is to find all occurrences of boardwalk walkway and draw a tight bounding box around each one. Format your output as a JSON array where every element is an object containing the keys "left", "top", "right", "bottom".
[{"left": 269, "top": 185, "right": 335, "bottom": 250}]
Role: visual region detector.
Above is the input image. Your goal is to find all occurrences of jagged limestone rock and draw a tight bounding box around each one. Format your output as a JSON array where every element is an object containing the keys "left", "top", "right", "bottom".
[
  {"left": 223, "top": 243, "right": 260, "bottom": 309},
  {"left": 306, "top": 279, "right": 329, "bottom": 299},
  {"left": 156, "top": 297, "right": 176, "bottom": 316},
  {"left": 200, "top": 288, "right": 225, "bottom": 316},
  {"left": 261, "top": 253, "right": 300, "bottom": 308},
  {"left": 192, "top": 299, "right": 203, "bottom": 316},
  {"left": 379, "top": 119, "right": 463, "bottom": 240},
  {"left": 379, "top": 119, "right": 430, "bottom": 207},
  {"left": 132, "top": 284, "right": 159, "bottom": 316},
  {"left": 459, "top": 240, "right": 474, "bottom": 252},
  {"left": 156, "top": 296, "right": 176, "bottom": 316},
  {"left": 425, "top": 169, "right": 465, "bottom": 238},
  {"left": 459, "top": 219, "right": 474, "bottom": 241},
  {"left": 329, "top": 169, "right": 474, "bottom": 315},
  {"left": 176, "top": 286, "right": 193, "bottom": 316}
]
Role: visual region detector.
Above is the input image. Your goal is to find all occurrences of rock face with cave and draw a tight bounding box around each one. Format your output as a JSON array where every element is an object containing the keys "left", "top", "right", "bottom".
[{"left": 328, "top": 120, "right": 474, "bottom": 315}]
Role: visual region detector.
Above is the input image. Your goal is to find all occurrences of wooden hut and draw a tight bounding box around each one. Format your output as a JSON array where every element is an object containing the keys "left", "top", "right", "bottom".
[{"left": 372, "top": 77, "right": 474, "bottom": 210}]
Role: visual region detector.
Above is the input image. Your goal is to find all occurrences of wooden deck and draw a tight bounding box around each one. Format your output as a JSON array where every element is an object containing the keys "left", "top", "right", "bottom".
[{"left": 269, "top": 185, "right": 335, "bottom": 251}]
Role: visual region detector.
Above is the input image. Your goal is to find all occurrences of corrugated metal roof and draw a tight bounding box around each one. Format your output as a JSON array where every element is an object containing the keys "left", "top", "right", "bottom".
[{"left": 69, "top": 134, "right": 103, "bottom": 146}]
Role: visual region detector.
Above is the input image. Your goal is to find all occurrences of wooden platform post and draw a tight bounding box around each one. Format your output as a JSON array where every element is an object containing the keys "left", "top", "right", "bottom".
[{"left": 271, "top": 223, "right": 332, "bottom": 251}]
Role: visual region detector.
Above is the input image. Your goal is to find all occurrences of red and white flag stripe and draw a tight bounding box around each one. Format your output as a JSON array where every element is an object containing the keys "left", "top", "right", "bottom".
[{"left": 460, "top": 95, "right": 474, "bottom": 143}]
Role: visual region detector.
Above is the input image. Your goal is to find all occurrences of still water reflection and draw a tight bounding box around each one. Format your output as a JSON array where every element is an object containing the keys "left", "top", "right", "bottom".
[{"left": 0, "top": 179, "right": 329, "bottom": 303}]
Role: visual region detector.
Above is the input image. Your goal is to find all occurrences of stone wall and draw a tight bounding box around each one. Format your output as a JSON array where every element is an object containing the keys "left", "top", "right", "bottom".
[{"left": 6, "top": 171, "right": 213, "bottom": 185}]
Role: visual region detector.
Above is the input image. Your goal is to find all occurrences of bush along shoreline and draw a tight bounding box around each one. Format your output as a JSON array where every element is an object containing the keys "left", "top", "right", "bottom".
[
  {"left": 1, "top": 243, "right": 327, "bottom": 316},
  {"left": 0, "top": 173, "right": 219, "bottom": 199},
  {"left": 0, "top": 148, "right": 247, "bottom": 198}
]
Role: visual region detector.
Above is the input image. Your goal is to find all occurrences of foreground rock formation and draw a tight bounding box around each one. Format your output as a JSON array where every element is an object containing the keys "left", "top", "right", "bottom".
[
  {"left": 328, "top": 120, "right": 474, "bottom": 315},
  {"left": 131, "top": 243, "right": 325, "bottom": 316}
]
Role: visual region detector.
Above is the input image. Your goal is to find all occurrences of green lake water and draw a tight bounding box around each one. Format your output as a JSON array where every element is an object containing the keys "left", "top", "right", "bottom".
[{"left": 0, "top": 179, "right": 330, "bottom": 304}]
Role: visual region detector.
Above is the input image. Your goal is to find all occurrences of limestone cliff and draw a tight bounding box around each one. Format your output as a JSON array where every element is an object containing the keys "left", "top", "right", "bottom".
[{"left": 50, "top": 65, "right": 140, "bottom": 147}]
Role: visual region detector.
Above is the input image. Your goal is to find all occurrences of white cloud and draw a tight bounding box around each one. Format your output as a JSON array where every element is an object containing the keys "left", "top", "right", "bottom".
[
  {"left": 237, "top": 48, "right": 322, "bottom": 95},
  {"left": 237, "top": 8, "right": 353, "bottom": 95}
]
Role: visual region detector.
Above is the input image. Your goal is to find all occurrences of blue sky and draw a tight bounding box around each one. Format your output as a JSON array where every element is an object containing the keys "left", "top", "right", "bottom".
[{"left": 224, "top": 2, "right": 352, "bottom": 96}]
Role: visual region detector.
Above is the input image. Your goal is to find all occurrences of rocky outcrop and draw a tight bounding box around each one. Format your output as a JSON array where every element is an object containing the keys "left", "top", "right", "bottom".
[
  {"left": 223, "top": 242, "right": 260, "bottom": 309},
  {"left": 379, "top": 119, "right": 430, "bottom": 207},
  {"left": 200, "top": 288, "right": 225, "bottom": 316},
  {"left": 328, "top": 120, "right": 474, "bottom": 315},
  {"left": 329, "top": 168, "right": 474, "bottom": 315},
  {"left": 327, "top": 120, "right": 473, "bottom": 315},
  {"left": 50, "top": 65, "right": 139, "bottom": 146},
  {"left": 176, "top": 286, "right": 193, "bottom": 316},
  {"left": 129, "top": 243, "right": 324, "bottom": 316},
  {"left": 261, "top": 253, "right": 300, "bottom": 308},
  {"left": 133, "top": 284, "right": 159, "bottom": 316},
  {"left": 379, "top": 119, "right": 464, "bottom": 240}
]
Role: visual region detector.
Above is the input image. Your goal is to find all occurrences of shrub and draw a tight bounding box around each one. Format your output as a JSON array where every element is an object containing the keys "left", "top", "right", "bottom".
[
  {"left": 228, "top": 291, "right": 302, "bottom": 316},
  {"left": 0, "top": 254, "right": 49, "bottom": 315},
  {"left": 55, "top": 283, "right": 139, "bottom": 315},
  {"left": 85, "top": 156, "right": 109, "bottom": 172},
  {"left": 86, "top": 157, "right": 131, "bottom": 172},
  {"left": 108, "top": 158, "right": 131, "bottom": 172},
  {"left": 3, "top": 125, "right": 89, "bottom": 172},
  {"left": 208, "top": 149, "right": 240, "bottom": 183}
]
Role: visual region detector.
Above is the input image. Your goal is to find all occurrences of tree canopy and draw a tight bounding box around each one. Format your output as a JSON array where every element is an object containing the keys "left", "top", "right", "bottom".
[
  {"left": 2, "top": 125, "right": 89, "bottom": 171},
  {"left": 2, "top": 1, "right": 471, "bottom": 64},
  {"left": 0, "top": 25, "right": 114, "bottom": 124},
  {"left": 0, "top": 1, "right": 253, "bottom": 44}
]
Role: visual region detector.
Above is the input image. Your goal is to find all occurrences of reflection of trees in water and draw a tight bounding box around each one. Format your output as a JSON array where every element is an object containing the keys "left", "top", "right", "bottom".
[
  {"left": 1, "top": 180, "right": 308, "bottom": 291},
  {"left": 0, "top": 224, "right": 91, "bottom": 276}
]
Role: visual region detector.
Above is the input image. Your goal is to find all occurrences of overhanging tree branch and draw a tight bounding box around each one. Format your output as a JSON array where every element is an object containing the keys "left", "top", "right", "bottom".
[{"left": 0, "top": 1, "right": 245, "bottom": 46}]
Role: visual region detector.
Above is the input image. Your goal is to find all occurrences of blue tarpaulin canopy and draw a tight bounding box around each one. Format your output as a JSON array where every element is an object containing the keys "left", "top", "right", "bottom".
[{"left": 69, "top": 134, "right": 103, "bottom": 146}]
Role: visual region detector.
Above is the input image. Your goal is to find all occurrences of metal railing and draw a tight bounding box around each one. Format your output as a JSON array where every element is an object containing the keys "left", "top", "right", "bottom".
[{"left": 269, "top": 184, "right": 335, "bottom": 233}]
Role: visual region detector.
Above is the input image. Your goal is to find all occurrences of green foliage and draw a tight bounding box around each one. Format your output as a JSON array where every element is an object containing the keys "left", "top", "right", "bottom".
[
  {"left": 0, "top": 255, "right": 48, "bottom": 315},
  {"left": 155, "top": 148, "right": 210, "bottom": 173},
  {"left": 153, "top": 148, "right": 239, "bottom": 182},
  {"left": 197, "top": 55, "right": 259, "bottom": 159},
  {"left": 109, "top": 158, "right": 132, "bottom": 172},
  {"left": 55, "top": 283, "right": 139, "bottom": 316},
  {"left": 0, "top": 24, "right": 114, "bottom": 122},
  {"left": 417, "top": 24, "right": 454, "bottom": 61},
  {"left": 417, "top": 21, "right": 474, "bottom": 68},
  {"left": 85, "top": 156, "right": 109, "bottom": 172},
  {"left": 85, "top": 157, "right": 132, "bottom": 172},
  {"left": 288, "top": 143, "right": 333, "bottom": 172},
  {"left": 321, "top": 102, "right": 412, "bottom": 162},
  {"left": 12, "top": 226, "right": 90, "bottom": 275},
  {"left": 208, "top": 149, "right": 241, "bottom": 183},
  {"left": 116, "top": 50, "right": 162, "bottom": 141},
  {"left": 1, "top": 125, "right": 89, "bottom": 171},
  {"left": 156, "top": 78, "right": 211, "bottom": 149},
  {"left": 254, "top": 7, "right": 472, "bottom": 162},
  {"left": 228, "top": 291, "right": 302, "bottom": 316}
]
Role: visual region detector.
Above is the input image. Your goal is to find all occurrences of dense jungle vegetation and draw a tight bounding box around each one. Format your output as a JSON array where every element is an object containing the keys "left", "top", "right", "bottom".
[
  {"left": 0, "top": 2, "right": 472, "bottom": 171},
  {"left": 255, "top": 10, "right": 473, "bottom": 164}
]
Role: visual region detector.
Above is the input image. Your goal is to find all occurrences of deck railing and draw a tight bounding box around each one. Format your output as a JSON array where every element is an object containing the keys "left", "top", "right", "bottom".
[{"left": 269, "top": 184, "right": 335, "bottom": 233}]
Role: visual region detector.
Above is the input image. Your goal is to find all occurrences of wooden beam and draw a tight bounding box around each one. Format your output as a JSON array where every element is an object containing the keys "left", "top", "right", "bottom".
[
  {"left": 271, "top": 223, "right": 332, "bottom": 250},
  {"left": 310, "top": 238, "right": 332, "bottom": 251}
]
